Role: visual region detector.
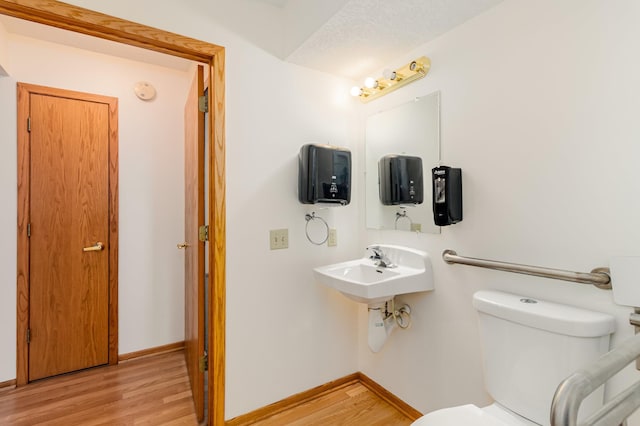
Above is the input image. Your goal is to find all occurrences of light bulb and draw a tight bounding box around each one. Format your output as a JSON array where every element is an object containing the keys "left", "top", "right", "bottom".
[
  {"left": 382, "top": 69, "right": 397, "bottom": 80},
  {"left": 350, "top": 86, "right": 363, "bottom": 97},
  {"left": 364, "top": 77, "right": 378, "bottom": 89}
]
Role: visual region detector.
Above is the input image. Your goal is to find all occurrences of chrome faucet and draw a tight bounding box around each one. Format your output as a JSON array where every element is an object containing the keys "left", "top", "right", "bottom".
[{"left": 367, "top": 246, "right": 396, "bottom": 268}]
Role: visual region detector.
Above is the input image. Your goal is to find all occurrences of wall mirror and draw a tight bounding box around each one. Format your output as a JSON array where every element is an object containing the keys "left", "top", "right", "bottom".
[{"left": 365, "top": 91, "right": 441, "bottom": 233}]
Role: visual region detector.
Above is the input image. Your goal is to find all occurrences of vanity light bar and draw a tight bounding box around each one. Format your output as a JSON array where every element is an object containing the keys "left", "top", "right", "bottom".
[{"left": 352, "top": 56, "right": 431, "bottom": 103}]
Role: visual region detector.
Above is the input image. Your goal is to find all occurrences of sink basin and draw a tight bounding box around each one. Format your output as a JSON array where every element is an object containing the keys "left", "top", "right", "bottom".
[{"left": 313, "top": 244, "right": 433, "bottom": 304}]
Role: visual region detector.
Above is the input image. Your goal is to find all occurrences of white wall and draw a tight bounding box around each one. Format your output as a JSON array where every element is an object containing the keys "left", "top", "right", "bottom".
[
  {"left": 0, "top": 21, "right": 15, "bottom": 382},
  {"left": 358, "top": 0, "right": 640, "bottom": 423},
  {"left": 224, "top": 49, "right": 360, "bottom": 416},
  {"left": 0, "top": 21, "right": 8, "bottom": 75},
  {"left": 0, "top": 34, "right": 190, "bottom": 380}
]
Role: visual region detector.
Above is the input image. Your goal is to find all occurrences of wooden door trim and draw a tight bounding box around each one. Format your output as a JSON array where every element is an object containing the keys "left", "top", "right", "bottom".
[
  {"left": 16, "top": 83, "right": 119, "bottom": 384},
  {"left": 208, "top": 48, "right": 226, "bottom": 426},
  {"left": 0, "top": 1, "right": 223, "bottom": 62},
  {"left": 2, "top": 2, "right": 226, "bottom": 424},
  {"left": 15, "top": 81, "right": 28, "bottom": 387}
]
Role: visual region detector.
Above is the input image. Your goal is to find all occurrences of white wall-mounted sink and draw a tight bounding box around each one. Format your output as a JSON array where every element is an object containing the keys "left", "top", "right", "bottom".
[{"left": 313, "top": 244, "right": 434, "bottom": 304}]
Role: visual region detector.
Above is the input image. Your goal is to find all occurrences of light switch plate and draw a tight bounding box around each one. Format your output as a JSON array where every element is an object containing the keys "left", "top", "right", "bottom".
[{"left": 270, "top": 229, "right": 288, "bottom": 250}]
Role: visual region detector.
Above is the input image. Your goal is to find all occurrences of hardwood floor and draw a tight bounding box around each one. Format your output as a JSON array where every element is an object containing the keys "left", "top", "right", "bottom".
[
  {"left": 0, "top": 350, "right": 414, "bottom": 425},
  {"left": 0, "top": 350, "right": 197, "bottom": 425},
  {"left": 245, "top": 381, "right": 414, "bottom": 426}
]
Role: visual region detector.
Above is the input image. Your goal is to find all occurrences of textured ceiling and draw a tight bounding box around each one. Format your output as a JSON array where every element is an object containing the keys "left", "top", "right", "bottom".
[{"left": 284, "top": 0, "right": 504, "bottom": 80}]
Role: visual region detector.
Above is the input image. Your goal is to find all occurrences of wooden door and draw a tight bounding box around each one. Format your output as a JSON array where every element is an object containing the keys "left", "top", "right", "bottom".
[
  {"left": 183, "top": 65, "right": 206, "bottom": 420},
  {"left": 19, "top": 84, "right": 118, "bottom": 381}
]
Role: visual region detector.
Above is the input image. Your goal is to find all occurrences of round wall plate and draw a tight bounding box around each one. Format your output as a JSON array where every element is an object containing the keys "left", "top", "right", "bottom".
[{"left": 134, "top": 81, "right": 156, "bottom": 101}]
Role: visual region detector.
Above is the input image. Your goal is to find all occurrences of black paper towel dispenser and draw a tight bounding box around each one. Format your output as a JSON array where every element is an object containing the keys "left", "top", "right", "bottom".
[
  {"left": 298, "top": 143, "right": 351, "bottom": 205},
  {"left": 432, "top": 165, "right": 462, "bottom": 226},
  {"left": 378, "top": 154, "right": 424, "bottom": 205}
]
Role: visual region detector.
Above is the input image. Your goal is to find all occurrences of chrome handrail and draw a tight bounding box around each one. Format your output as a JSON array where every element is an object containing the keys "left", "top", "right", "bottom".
[
  {"left": 551, "top": 332, "right": 640, "bottom": 426},
  {"left": 442, "top": 250, "right": 612, "bottom": 289}
]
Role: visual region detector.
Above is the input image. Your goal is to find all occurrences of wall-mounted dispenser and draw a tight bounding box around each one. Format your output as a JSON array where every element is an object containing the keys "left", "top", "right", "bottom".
[
  {"left": 378, "top": 154, "right": 424, "bottom": 205},
  {"left": 298, "top": 143, "right": 351, "bottom": 205},
  {"left": 432, "top": 166, "right": 462, "bottom": 226}
]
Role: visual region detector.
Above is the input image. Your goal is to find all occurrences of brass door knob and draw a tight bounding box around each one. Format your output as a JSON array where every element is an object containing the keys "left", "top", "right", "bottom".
[{"left": 177, "top": 242, "right": 190, "bottom": 249}]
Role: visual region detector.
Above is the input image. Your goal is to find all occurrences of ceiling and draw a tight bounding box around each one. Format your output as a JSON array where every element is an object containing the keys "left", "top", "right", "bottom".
[
  {"left": 0, "top": 14, "right": 194, "bottom": 71},
  {"left": 259, "top": 0, "right": 504, "bottom": 80},
  {"left": 0, "top": 0, "right": 504, "bottom": 80}
]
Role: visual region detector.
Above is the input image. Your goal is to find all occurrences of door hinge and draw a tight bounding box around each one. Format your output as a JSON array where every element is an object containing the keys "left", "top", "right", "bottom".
[
  {"left": 27, "top": 223, "right": 31, "bottom": 238},
  {"left": 26, "top": 328, "right": 30, "bottom": 344},
  {"left": 198, "top": 95, "right": 208, "bottom": 113},
  {"left": 199, "top": 352, "right": 208, "bottom": 372},
  {"left": 27, "top": 117, "right": 31, "bottom": 133},
  {"left": 198, "top": 225, "right": 209, "bottom": 242}
]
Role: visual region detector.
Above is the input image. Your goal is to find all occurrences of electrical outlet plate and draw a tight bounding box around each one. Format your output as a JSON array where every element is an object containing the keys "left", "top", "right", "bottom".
[
  {"left": 328, "top": 229, "right": 337, "bottom": 247},
  {"left": 270, "top": 229, "right": 289, "bottom": 250}
]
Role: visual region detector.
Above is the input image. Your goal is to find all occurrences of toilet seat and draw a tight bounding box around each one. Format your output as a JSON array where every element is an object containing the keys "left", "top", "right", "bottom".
[{"left": 411, "top": 404, "right": 538, "bottom": 426}]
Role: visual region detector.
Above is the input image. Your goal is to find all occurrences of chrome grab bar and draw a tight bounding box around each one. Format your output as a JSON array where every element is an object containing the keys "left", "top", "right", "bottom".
[
  {"left": 551, "top": 332, "right": 640, "bottom": 426},
  {"left": 442, "top": 250, "right": 611, "bottom": 289}
]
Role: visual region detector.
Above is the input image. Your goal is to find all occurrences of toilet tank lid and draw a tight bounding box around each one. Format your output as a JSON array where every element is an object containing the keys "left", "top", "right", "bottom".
[{"left": 473, "top": 290, "right": 615, "bottom": 337}]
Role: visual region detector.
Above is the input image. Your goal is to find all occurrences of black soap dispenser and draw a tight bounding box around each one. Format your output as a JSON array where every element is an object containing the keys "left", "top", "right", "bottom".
[
  {"left": 432, "top": 165, "right": 462, "bottom": 226},
  {"left": 298, "top": 143, "right": 351, "bottom": 205}
]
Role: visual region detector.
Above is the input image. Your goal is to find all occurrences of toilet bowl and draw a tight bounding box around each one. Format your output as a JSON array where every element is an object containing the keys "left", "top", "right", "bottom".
[
  {"left": 410, "top": 290, "right": 616, "bottom": 426},
  {"left": 412, "top": 403, "right": 537, "bottom": 426}
]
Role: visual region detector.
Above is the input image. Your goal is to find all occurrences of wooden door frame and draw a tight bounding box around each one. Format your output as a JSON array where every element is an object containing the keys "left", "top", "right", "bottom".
[
  {"left": 184, "top": 64, "right": 206, "bottom": 421},
  {"left": 17, "top": 82, "right": 119, "bottom": 381},
  {"left": 1, "top": 1, "right": 226, "bottom": 425}
]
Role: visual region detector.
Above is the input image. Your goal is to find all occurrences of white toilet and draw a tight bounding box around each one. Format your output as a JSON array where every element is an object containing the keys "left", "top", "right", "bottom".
[{"left": 412, "top": 290, "right": 616, "bottom": 426}]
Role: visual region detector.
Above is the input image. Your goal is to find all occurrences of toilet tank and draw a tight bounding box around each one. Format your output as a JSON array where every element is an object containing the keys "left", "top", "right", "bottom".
[{"left": 473, "top": 290, "right": 615, "bottom": 426}]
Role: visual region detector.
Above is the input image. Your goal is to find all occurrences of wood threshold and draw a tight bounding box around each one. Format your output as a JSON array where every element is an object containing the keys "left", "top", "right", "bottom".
[
  {"left": 224, "top": 372, "right": 422, "bottom": 426},
  {"left": 118, "top": 341, "right": 185, "bottom": 362},
  {"left": 2, "top": 2, "right": 226, "bottom": 425}
]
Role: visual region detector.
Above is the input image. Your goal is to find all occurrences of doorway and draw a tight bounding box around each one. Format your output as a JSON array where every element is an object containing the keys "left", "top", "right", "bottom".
[
  {"left": 2, "top": 1, "right": 227, "bottom": 425},
  {"left": 16, "top": 83, "right": 119, "bottom": 382}
]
